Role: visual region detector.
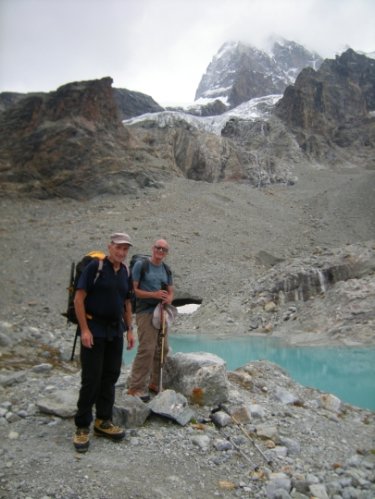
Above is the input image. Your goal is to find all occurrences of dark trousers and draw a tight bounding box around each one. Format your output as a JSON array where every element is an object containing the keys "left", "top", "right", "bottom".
[{"left": 74, "top": 335, "right": 124, "bottom": 428}]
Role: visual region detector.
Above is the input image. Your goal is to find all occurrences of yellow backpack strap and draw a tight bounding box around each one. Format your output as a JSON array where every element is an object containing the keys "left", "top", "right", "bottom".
[{"left": 87, "top": 251, "right": 105, "bottom": 259}]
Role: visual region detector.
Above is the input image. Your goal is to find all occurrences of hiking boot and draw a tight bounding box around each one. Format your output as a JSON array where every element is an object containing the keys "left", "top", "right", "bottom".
[
  {"left": 94, "top": 419, "right": 125, "bottom": 441},
  {"left": 148, "top": 383, "right": 159, "bottom": 394},
  {"left": 127, "top": 388, "right": 150, "bottom": 402},
  {"left": 73, "top": 427, "right": 90, "bottom": 453}
]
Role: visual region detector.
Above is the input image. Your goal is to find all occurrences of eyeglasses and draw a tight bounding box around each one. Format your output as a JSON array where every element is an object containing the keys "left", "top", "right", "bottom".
[{"left": 154, "top": 246, "right": 169, "bottom": 254}]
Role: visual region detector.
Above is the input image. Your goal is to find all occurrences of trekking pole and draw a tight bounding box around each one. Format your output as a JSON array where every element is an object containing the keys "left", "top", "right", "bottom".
[
  {"left": 67, "top": 262, "right": 75, "bottom": 316},
  {"left": 158, "top": 303, "right": 167, "bottom": 393},
  {"left": 70, "top": 326, "right": 79, "bottom": 361},
  {"left": 230, "top": 413, "right": 273, "bottom": 468},
  {"left": 224, "top": 433, "right": 255, "bottom": 467}
]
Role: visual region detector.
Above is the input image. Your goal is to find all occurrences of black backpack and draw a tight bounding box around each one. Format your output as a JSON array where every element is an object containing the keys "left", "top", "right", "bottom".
[
  {"left": 129, "top": 254, "right": 172, "bottom": 312},
  {"left": 62, "top": 251, "right": 106, "bottom": 326}
]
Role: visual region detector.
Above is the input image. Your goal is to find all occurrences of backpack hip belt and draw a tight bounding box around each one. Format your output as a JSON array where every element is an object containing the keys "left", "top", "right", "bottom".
[{"left": 86, "top": 313, "right": 120, "bottom": 328}]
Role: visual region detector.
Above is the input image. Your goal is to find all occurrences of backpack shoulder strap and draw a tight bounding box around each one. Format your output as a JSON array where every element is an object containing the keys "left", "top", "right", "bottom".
[
  {"left": 122, "top": 261, "right": 131, "bottom": 281},
  {"left": 138, "top": 258, "right": 150, "bottom": 286},
  {"left": 93, "top": 258, "right": 104, "bottom": 285},
  {"left": 163, "top": 262, "right": 172, "bottom": 279}
]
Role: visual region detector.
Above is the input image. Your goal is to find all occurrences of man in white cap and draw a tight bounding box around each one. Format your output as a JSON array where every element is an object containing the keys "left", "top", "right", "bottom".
[{"left": 73, "top": 232, "right": 135, "bottom": 453}]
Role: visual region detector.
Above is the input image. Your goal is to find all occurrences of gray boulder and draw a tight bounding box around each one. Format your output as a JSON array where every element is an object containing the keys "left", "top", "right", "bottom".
[
  {"left": 148, "top": 389, "right": 194, "bottom": 426},
  {"left": 164, "top": 351, "right": 229, "bottom": 406},
  {"left": 113, "top": 393, "right": 150, "bottom": 428},
  {"left": 36, "top": 389, "right": 77, "bottom": 418}
]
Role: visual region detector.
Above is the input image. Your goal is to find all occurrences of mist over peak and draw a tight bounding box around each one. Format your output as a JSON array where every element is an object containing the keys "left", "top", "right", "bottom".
[{"left": 195, "top": 38, "right": 323, "bottom": 109}]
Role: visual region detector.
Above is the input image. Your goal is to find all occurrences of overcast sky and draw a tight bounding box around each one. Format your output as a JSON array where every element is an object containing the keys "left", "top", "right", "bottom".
[{"left": 1, "top": 0, "right": 374, "bottom": 106}]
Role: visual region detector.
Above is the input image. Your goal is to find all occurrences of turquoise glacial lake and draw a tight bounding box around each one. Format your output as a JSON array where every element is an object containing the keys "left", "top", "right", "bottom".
[{"left": 123, "top": 335, "right": 375, "bottom": 411}]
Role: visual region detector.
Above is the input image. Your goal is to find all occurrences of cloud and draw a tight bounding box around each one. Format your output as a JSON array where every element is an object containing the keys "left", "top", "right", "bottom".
[{"left": 0, "top": 0, "right": 374, "bottom": 106}]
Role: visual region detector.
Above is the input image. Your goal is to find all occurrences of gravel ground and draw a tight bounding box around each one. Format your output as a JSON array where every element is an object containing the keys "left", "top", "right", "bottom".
[
  {"left": 1, "top": 163, "right": 374, "bottom": 324},
  {"left": 1, "top": 359, "right": 374, "bottom": 499},
  {"left": 0, "top": 163, "right": 375, "bottom": 498}
]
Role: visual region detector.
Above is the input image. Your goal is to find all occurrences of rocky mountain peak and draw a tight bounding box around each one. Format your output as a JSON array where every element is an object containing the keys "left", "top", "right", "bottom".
[
  {"left": 270, "top": 37, "right": 321, "bottom": 75},
  {"left": 195, "top": 38, "right": 323, "bottom": 108}
]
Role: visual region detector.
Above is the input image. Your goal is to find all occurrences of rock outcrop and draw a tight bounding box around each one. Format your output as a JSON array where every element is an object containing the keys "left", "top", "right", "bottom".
[
  {"left": 275, "top": 49, "right": 375, "bottom": 166},
  {"left": 0, "top": 91, "right": 40, "bottom": 112},
  {"left": 124, "top": 113, "right": 249, "bottom": 183},
  {"left": 1, "top": 77, "right": 276, "bottom": 199},
  {"left": 0, "top": 87, "right": 164, "bottom": 119},
  {"left": 113, "top": 87, "right": 164, "bottom": 120},
  {"left": 0, "top": 77, "right": 168, "bottom": 199},
  {"left": 220, "top": 115, "right": 303, "bottom": 186}
]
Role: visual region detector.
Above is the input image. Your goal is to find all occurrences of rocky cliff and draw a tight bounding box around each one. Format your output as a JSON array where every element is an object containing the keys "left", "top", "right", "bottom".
[
  {"left": 0, "top": 86, "right": 163, "bottom": 119},
  {"left": 0, "top": 78, "right": 295, "bottom": 199},
  {"left": 275, "top": 49, "right": 375, "bottom": 167},
  {"left": 0, "top": 77, "right": 170, "bottom": 198},
  {"left": 1, "top": 48, "right": 374, "bottom": 199}
]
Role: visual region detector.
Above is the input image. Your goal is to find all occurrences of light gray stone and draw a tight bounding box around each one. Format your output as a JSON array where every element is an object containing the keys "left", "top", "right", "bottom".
[
  {"left": 266, "top": 472, "right": 292, "bottom": 498},
  {"left": 210, "top": 410, "right": 233, "bottom": 427},
  {"left": 191, "top": 434, "right": 211, "bottom": 451},
  {"left": 213, "top": 438, "right": 233, "bottom": 451},
  {"left": 36, "top": 389, "right": 77, "bottom": 418},
  {"left": 0, "top": 332, "right": 12, "bottom": 347},
  {"left": 148, "top": 389, "right": 195, "bottom": 426},
  {"left": 113, "top": 395, "right": 150, "bottom": 428},
  {"left": 320, "top": 393, "right": 342, "bottom": 413},
  {"left": 279, "top": 437, "right": 301, "bottom": 455},
  {"left": 256, "top": 423, "right": 279, "bottom": 442},
  {"left": 274, "top": 387, "right": 300, "bottom": 405},
  {"left": 0, "top": 371, "right": 27, "bottom": 387},
  {"left": 31, "top": 363, "right": 53, "bottom": 373},
  {"left": 271, "top": 445, "right": 288, "bottom": 458},
  {"left": 248, "top": 403, "right": 266, "bottom": 419},
  {"left": 309, "top": 484, "right": 329, "bottom": 499}
]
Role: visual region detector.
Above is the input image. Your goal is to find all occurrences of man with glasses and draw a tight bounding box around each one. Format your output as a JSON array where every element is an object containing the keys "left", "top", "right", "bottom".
[{"left": 127, "top": 239, "right": 174, "bottom": 401}]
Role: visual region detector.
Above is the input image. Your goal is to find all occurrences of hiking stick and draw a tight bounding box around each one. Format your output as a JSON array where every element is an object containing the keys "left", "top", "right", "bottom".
[
  {"left": 158, "top": 304, "right": 166, "bottom": 393},
  {"left": 225, "top": 434, "right": 254, "bottom": 465},
  {"left": 70, "top": 326, "right": 79, "bottom": 361},
  {"left": 230, "top": 413, "right": 273, "bottom": 468},
  {"left": 67, "top": 262, "right": 75, "bottom": 317}
]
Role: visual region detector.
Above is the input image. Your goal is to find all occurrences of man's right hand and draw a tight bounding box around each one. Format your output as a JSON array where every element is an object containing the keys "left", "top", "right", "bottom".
[
  {"left": 154, "top": 289, "right": 168, "bottom": 302},
  {"left": 80, "top": 329, "right": 94, "bottom": 348}
]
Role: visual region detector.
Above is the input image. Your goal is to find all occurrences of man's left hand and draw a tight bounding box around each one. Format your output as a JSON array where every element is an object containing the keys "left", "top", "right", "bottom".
[{"left": 126, "top": 330, "right": 135, "bottom": 350}]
